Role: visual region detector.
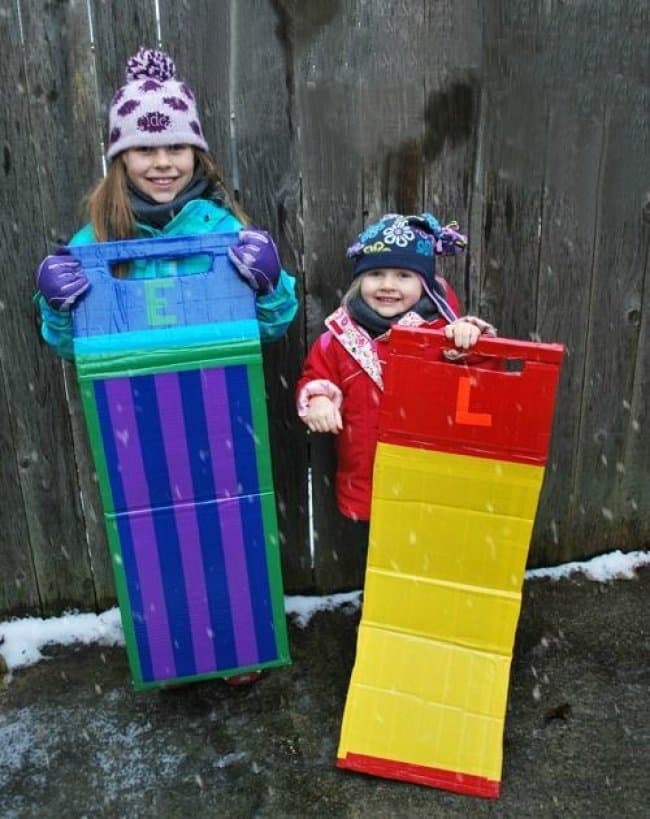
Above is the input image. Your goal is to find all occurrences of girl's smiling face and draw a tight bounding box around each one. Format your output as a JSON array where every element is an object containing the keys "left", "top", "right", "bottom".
[
  {"left": 359, "top": 268, "right": 423, "bottom": 317},
  {"left": 121, "top": 145, "right": 194, "bottom": 202}
]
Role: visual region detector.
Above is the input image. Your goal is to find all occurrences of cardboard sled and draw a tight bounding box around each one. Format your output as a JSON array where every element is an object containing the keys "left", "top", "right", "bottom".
[
  {"left": 337, "top": 327, "right": 564, "bottom": 797},
  {"left": 70, "top": 234, "right": 290, "bottom": 689}
]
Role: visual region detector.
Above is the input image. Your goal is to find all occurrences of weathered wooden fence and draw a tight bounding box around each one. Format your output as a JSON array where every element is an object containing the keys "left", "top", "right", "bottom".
[{"left": 1, "top": 0, "right": 648, "bottom": 617}]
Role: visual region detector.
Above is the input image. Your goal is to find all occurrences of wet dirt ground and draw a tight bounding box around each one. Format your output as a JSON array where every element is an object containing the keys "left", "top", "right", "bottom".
[{"left": 1, "top": 568, "right": 649, "bottom": 818}]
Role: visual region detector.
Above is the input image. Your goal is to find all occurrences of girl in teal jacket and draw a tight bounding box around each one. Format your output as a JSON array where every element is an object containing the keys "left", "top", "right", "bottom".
[
  {"left": 34, "top": 48, "right": 298, "bottom": 688},
  {"left": 35, "top": 48, "right": 297, "bottom": 360}
]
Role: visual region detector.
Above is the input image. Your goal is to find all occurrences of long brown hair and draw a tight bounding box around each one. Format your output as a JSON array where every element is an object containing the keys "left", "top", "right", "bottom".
[{"left": 85, "top": 148, "right": 250, "bottom": 243}]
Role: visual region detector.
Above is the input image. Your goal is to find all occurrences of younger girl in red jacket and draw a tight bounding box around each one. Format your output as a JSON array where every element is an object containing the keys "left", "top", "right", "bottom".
[{"left": 296, "top": 212, "right": 495, "bottom": 531}]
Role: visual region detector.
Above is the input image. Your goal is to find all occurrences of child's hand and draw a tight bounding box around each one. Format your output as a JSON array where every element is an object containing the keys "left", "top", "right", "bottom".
[
  {"left": 227, "top": 228, "right": 281, "bottom": 294},
  {"left": 445, "top": 316, "right": 497, "bottom": 349},
  {"left": 35, "top": 249, "right": 90, "bottom": 311},
  {"left": 444, "top": 319, "right": 482, "bottom": 350},
  {"left": 443, "top": 316, "right": 497, "bottom": 360},
  {"left": 302, "top": 395, "right": 343, "bottom": 434}
]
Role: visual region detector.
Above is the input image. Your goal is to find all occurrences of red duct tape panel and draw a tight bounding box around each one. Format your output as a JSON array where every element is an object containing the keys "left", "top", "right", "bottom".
[{"left": 380, "top": 327, "right": 564, "bottom": 465}]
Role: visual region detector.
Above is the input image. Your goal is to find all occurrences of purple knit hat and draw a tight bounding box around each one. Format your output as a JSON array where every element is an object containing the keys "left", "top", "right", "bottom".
[{"left": 106, "top": 48, "right": 208, "bottom": 159}]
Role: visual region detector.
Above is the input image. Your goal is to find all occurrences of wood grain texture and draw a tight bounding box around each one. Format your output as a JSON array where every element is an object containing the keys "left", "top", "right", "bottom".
[
  {"left": 233, "top": 0, "right": 310, "bottom": 590},
  {"left": 293, "top": 0, "right": 367, "bottom": 591},
  {"left": 0, "top": 1, "right": 41, "bottom": 615},
  {"left": 423, "top": 0, "right": 482, "bottom": 310},
  {"left": 4, "top": 0, "right": 99, "bottom": 612},
  {"left": 2, "top": 0, "right": 650, "bottom": 614},
  {"left": 531, "top": 94, "right": 604, "bottom": 564},
  {"left": 568, "top": 79, "right": 650, "bottom": 557}
]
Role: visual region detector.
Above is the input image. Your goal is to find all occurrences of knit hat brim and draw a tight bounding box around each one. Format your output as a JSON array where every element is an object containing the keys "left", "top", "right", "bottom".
[
  {"left": 353, "top": 248, "right": 435, "bottom": 281},
  {"left": 107, "top": 129, "right": 208, "bottom": 159}
]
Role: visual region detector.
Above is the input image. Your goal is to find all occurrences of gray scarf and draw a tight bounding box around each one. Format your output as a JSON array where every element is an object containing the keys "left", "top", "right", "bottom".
[
  {"left": 127, "top": 168, "right": 211, "bottom": 229},
  {"left": 346, "top": 292, "right": 440, "bottom": 338}
]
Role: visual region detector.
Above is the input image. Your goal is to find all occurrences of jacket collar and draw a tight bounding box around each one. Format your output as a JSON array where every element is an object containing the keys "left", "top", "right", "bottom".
[
  {"left": 136, "top": 199, "right": 233, "bottom": 237},
  {"left": 325, "top": 306, "right": 426, "bottom": 389}
]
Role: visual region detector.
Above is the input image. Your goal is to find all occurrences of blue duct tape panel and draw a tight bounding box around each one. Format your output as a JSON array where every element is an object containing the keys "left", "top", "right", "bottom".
[{"left": 70, "top": 234, "right": 255, "bottom": 338}]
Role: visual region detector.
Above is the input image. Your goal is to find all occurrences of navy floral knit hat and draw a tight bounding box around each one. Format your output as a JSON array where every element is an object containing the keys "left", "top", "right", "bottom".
[
  {"left": 106, "top": 48, "right": 208, "bottom": 159},
  {"left": 347, "top": 212, "right": 467, "bottom": 290}
]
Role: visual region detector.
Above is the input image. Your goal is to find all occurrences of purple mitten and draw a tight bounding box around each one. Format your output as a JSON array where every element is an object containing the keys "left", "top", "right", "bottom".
[
  {"left": 227, "top": 228, "right": 281, "bottom": 294},
  {"left": 35, "top": 249, "right": 90, "bottom": 310}
]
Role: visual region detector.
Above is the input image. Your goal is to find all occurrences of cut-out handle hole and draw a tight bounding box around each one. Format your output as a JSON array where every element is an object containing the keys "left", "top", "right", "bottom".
[
  {"left": 109, "top": 254, "right": 212, "bottom": 278},
  {"left": 504, "top": 358, "right": 525, "bottom": 372}
]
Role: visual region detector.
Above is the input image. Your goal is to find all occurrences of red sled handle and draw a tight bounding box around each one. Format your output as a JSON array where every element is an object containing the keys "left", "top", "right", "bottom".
[{"left": 389, "top": 325, "right": 565, "bottom": 366}]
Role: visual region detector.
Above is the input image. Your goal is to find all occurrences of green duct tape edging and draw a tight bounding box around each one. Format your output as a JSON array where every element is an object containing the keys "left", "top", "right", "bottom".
[
  {"left": 245, "top": 364, "right": 289, "bottom": 657},
  {"left": 78, "top": 379, "right": 120, "bottom": 522},
  {"left": 75, "top": 336, "right": 261, "bottom": 381},
  {"left": 104, "top": 517, "right": 146, "bottom": 686}
]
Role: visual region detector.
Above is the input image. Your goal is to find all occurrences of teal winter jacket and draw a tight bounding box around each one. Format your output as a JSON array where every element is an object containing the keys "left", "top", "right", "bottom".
[{"left": 35, "top": 199, "right": 298, "bottom": 359}]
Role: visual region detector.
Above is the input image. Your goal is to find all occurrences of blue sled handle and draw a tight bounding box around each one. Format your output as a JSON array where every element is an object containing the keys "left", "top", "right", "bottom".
[
  {"left": 66, "top": 233, "right": 239, "bottom": 282},
  {"left": 68, "top": 233, "right": 258, "bottom": 339}
]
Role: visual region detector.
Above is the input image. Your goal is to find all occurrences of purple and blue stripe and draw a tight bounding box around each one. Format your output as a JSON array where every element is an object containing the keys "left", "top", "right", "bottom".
[
  {"left": 96, "top": 378, "right": 176, "bottom": 681},
  {"left": 154, "top": 373, "right": 217, "bottom": 674},
  {"left": 94, "top": 380, "right": 154, "bottom": 682},
  {"left": 199, "top": 368, "right": 259, "bottom": 666},
  {"left": 224, "top": 366, "right": 277, "bottom": 662},
  {"left": 94, "top": 364, "right": 278, "bottom": 683}
]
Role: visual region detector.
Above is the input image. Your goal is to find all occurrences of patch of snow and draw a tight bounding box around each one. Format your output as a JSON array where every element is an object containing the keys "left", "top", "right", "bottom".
[
  {"left": 284, "top": 591, "right": 362, "bottom": 628},
  {"left": 525, "top": 549, "right": 650, "bottom": 581},
  {"left": 0, "top": 551, "right": 648, "bottom": 678}
]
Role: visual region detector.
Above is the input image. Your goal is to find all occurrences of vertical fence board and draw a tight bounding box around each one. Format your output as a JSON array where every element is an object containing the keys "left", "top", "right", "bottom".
[
  {"left": 5, "top": 0, "right": 99, "bottom": 612},
  {"left": 234, "top": 0, "right": 310, "bottom": 589},
  {"left": 46, "top": 2, "right": 161, "bottom": 609},
  {"left": 357, "top": 1, "right": 427, "bottom": 220},
  {"left": 479, "top": 2, "right": 554, "bottom": 568},
  {"left": 532, "top": 94, "right": 603, "bottom": 564},
  {"left": 518, "top": 2, "right": 612, "bottom": 565},
  {"left": 0, "top": 2, "right": 40, "bottom": 612},
  {"left": 479, "top": 2, "right": 546, "bottom": 339},
  {"left": 293, "top": 1, "right": 367, "bottom": 591},
  {"left": 619, "top": 206, "right": 650, "bottom": 534},
  {"left": 0, "top": 378, "right": 37, "bottom": 613},
  {"left": 423, "top": 0, "right": 483, "bottom": 307},
  {"left": 52, "top": 1, "right": 120, "bottom": 608},
  {"left": 571, "top": 83, "right": 650, "bottom": 553}
]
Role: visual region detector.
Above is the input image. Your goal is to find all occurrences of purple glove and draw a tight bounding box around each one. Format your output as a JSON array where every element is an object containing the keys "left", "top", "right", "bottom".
[
  {"left": 227, "top": 228, "right": 281, "bottom": 294},
  {"left": 35, "top": 249, "right": 90, "bottom": 310}
]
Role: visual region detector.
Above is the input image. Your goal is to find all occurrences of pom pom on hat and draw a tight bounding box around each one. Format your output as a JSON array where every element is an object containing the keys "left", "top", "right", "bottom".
[
  {"left": 106, "top": 47, "right": 208, "bottom": 159},
  {"left": 125, "top": 48, "right": 176, "bottom": 82}
]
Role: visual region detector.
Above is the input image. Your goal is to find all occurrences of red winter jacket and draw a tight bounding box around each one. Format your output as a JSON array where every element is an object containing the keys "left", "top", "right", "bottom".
[{"left": 297, "top": 281, "right": 461, "bottom": 521}]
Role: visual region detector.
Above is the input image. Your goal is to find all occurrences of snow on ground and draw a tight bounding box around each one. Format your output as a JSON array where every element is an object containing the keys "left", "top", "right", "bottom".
[{"left": 0, "top": 550, "right": 648, "bottom": 677}]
